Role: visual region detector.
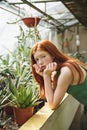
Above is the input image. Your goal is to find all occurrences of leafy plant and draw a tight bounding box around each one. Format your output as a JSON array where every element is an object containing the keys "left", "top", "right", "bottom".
[
  {"left": 72, "top": 51, "right": 87, "bottom": 63},
  {"left": 0, "top": 55, "right": 15, "bottom": 108},
  {"left": 0, "top": 84, "right": 11, "bottom": 108},
  {"left": 0, "top": 24, "right": 41, "bottom": 109},
  {"left": 9, "top": 80, "right": 40, "bottom": 108}
]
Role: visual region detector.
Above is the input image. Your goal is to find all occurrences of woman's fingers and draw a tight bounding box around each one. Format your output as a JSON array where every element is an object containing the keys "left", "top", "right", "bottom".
[
  {"left": 33, "top": 64, "right": 37, "bottom": 68},
  {"left": 46, "top": 62, "right": 57, "bottom": 71},
  {"left": 43, "top": 62, "right": 57, "bottom": 75},
  {"left": 33, "top": 64, "right": 43, "bottom": 76}
]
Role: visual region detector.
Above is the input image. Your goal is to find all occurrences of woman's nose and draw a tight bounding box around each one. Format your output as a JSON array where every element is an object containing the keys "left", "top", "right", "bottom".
[{"left": 38, "top": 59, "right": 44, "bottom": 65}]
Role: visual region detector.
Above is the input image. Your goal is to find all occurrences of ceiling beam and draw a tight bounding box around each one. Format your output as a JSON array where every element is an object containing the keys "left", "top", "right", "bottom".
[
  {"left": 60, "top": 0, "right": 87, "bottom": 27},
  {"left": 20, "top": 0, "right": 65, "bottom": 32}
]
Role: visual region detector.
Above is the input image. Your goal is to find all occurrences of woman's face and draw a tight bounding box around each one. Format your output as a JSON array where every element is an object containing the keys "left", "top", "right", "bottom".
[{"left": 34, "top": 50, "right": 54, "bottom": 71}]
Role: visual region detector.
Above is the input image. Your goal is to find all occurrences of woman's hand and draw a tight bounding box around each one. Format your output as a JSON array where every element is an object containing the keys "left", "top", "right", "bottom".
[
  {"left": 33, "top": 64, "right": 43, "bottom": 76},
  {"left": 33, "top": 62, "right": 57, "bottom": 77},
  {"left": 43, "top": 62, "right": 57, "bottom": 76}
]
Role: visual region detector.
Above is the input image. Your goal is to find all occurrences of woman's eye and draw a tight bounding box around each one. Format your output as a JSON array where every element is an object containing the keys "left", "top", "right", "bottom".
[
  {"left": 42, "top": 55, "right": 46, "bottom": 58},
  {"left": 35, "top": 58, "right": 39, "bottom": 62}
]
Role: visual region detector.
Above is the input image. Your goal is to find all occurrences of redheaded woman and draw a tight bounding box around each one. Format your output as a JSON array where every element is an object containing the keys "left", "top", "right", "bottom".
[{"left": 30, "top": 40, "right": 87, "bottom": 110}]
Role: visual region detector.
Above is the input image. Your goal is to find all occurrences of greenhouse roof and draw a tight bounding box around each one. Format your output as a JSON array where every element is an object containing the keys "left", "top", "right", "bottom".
[
  {"left": 0, "top": 0, "right": 80, "bottom": 33},
  {"left": 0, "top": 0, "right": 87, "bottom": 54}
]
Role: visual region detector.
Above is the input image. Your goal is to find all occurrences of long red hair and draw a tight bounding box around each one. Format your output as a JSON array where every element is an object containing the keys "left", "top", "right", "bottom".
[{"left": 30, "top": 40, "right": 87, "bottom": 98}]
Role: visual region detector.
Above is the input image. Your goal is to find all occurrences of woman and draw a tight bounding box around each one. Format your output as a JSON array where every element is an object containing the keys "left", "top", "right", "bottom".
[{"left": 30, "top": 40, "right": 87, "bottom": 110}]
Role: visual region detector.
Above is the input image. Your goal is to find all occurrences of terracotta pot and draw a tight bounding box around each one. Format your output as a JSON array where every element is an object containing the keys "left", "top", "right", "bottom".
[
  {"left": 22, "top": 17, "right": 40, "bottom": 27},
  {"left": 63, "top": 41, "right": 69, "bottom": 48},
  {"left": 13, "top": 107, "right": 34, "bottom": 126}
]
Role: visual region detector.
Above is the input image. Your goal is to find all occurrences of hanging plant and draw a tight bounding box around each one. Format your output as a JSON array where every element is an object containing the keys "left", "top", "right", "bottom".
[
  {"left": 22, "top": 17, "right": 41, "bottom": 28},
  {"left": 63, "top": 38, "right": 69, "bottom": 48}
]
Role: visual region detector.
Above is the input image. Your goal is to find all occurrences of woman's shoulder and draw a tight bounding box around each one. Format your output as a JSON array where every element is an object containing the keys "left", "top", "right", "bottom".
[
  {"left": 61, "top": 66, "right": 72, "bottom": 72},
  {"left": 58, "top": 66, "right": 73, "bottom": 85},
  {"left": 60, "top": 66, "right": 73, "bottom": 77}
]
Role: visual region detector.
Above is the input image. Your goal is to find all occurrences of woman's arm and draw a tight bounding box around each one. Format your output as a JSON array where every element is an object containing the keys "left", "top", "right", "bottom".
[{"left": 43, "top": 66, "right": 73, "bottom": 110}]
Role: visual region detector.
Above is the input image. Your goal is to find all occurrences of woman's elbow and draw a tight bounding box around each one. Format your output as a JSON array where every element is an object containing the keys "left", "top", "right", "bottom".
[{"left": 49, "top": 104, "right": 59, "bottom": 110}]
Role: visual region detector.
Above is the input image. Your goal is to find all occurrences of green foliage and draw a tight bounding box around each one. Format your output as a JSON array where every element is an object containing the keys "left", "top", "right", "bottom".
[
  {"left": 17, "top": 25, "right": 41, "bottom": 42},
  {"left": 71, "top": 51, "right": 87, "bottom": 63},
  {"left": 0, "top": 24, "right": 41, "bottom": 109},
  {"left": 0, "top": 84, "right": 11, "bottom": 107},
  {"left": 9, "top": 81, "right": 40, "bottom": 108},
  {"left": 0, "top": 54, "right": 15, "bottom": 108}
]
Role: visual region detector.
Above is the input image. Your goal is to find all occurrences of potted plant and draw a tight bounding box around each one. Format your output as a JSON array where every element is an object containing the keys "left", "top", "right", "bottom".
[
  {"left": 0, "top": 47, "right": 41, "bottom": 126},
  {"left": 5, "top": 25, "right": 41, "bottom": 125},
  {"left": 0, "top": 54, "right": 16, "bottom": 116},
  {"left": 22, "top": 17, "right": 41, "bottom": 28},
  {"left": 0, "top": 59, "right": 14, "bottom": 129},
  {"left": 8, "top": 77, "right": 40, "bottom": 125},
  {"left": 0, "top": 24, "right": 43, "bottom": 126}
]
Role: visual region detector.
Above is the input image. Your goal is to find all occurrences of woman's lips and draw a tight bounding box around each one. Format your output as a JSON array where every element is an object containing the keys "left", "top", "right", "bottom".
[{"left": 39, "top": 66, "right": 46, "bottom": 72}]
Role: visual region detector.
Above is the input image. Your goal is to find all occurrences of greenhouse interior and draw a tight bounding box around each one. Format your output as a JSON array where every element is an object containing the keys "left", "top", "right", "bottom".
[{"left": 0, "top": 0, "right": 87, "bottom": 130}]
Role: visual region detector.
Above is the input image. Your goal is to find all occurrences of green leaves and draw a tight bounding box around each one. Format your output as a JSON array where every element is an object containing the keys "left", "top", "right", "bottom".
[
  {"left": 10, "top": 84, "right": 40, "bottom": 108},
  {"left": 0, "top": 24, "right": 41, "bottom": 109}
]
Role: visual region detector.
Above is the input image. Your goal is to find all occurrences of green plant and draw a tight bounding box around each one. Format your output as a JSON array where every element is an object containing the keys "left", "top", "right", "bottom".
[
  {"left": 0, "top": 84, "right": 11, "bottom": 108},
  {"left": 9, "top": 79, "right": 40, "bottom": 108},
  {"left": 0, "top": 50, "right": 40, "bottom": 108},
  {"left": 0, "top": 55, "right": 15, "bottom": 108},
  {"left": 72, "top": 51, "right": 87, "bottom": 63},
  {"left": 5, "top": 54, "right": 41, "bottom": 108},
  {"left": 0, "top": 56, "right": 40, "bottom": 109},
  {"left": 0, "top": 24, "right": 41, "bottom": 109}
]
